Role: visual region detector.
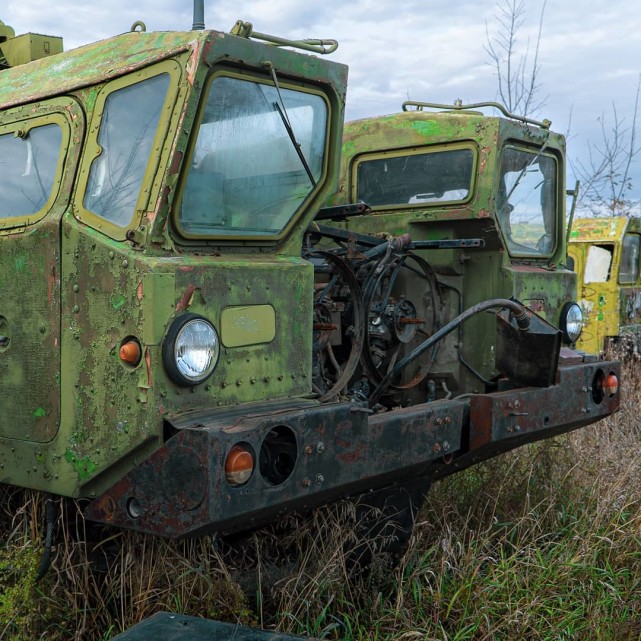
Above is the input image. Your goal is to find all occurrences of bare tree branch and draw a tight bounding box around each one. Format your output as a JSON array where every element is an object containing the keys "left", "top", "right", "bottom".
[
  {"left": 572, "top": 74, "right": 641, "bottom": 217},
  {"left": 484, "top": 0, "right": 547, "bottom": 117}
]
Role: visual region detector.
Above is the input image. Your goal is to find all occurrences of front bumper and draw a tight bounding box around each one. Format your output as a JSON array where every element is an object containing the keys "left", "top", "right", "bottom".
[{"left": 85, "top": 357, "right": 620, "bottom": 537}]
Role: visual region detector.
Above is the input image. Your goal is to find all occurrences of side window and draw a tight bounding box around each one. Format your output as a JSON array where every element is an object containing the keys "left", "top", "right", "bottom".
[
  {"left": 497, "top": 146, "right": 557, "bottom": 257},
  {"left": 584, "top": 244, "right": 614, "bottom": 283},
  {"left": 619, "top": 234, "right": 640, "bottom": 284},
  {"left": 0, "top": 123, "right": 63, "bottom": 220},
  {"left": 83, "top": 73, "right": 170, "bottom": 228},
  {"left": 355, "top": 147, "right": 474, "bottom": 208}
]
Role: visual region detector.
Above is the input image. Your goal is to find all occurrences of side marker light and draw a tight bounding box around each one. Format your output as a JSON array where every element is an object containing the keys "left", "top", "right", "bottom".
[
  {"left": 603, "top": 373, "right": 619, "bottom": 396},
  {"left": 120, "top": 340, "right": 142, "bottom": 365}
]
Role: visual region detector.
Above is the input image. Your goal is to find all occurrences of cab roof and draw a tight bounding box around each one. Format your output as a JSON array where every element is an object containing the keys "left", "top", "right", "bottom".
[
  {"left": 342, "top": 109, "right": 563, "bottom": 157},
  {"left": 570, "top": 216, "right": 640, "bottom": 242},
  {"left": 0, "top": 29, "right": 210, "bottom": 108}
]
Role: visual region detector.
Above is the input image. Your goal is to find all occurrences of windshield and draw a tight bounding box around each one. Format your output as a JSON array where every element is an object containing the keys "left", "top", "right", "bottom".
[
  {"left": 355, "top": 147, "right": 474, "bottom": 207},
  {"left": 179, "top": 75, "right": 328, "bottom": 237},
  {"left": 0, "top": 123, "right": 62, "bottom": 220},
  {"left": 497, "top": 146, "right": 557, "bottom": 257}
]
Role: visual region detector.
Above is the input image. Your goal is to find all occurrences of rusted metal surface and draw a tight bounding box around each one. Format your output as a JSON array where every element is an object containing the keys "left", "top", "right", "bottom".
[
  {"left": 112, "top": 612, "right": 307, "bottom": 640},
  {"left": 86, "top": 352, "right": 619, "bottom": 538},
  {"left": 495, "top": 307, "right": 561, "bottom": 387},
  {"left": 85, "top": 398, "right": 464, "bottom": 536},
  {"left": 426, "top": 359, "right": 621, "bottom": 481},
  {"left": 467, "top": 360, "right": 620, "bottom": 453}
]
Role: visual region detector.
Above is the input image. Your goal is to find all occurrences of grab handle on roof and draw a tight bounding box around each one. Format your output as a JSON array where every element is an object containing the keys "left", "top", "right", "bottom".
[
  {"left": 230, "top": 20, "right": 338, "bottom": 55},
  {"left": 402, "top": 99, "right": 551, "bottom": 129}
]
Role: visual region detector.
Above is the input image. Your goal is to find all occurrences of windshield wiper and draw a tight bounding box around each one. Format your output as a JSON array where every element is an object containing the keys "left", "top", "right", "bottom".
[
  {"left": 272, "top": 102, "right": 316, "bottom": 187},
  {"left": 264, "top": 62, "right": 317, "bottom": 187}
]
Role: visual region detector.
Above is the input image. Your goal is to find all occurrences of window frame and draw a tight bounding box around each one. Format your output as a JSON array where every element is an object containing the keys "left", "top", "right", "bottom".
[
  {"left": 496, "top": 143, "right": 560, "bottom": 259},
  {"left": 0, "top": 104, "right": 73, "bottom": 231},
  {"left": 172, "top": 67, "right": 332, "bottom": 243},
  {"left": 618, "top": 233, "right": 641, "bottom": 284},
  {"left": 584, "top": 243, "right": 615, "bottom": 284},
  {"left": 349, "top": 142, "right": 478, "bottom": 210},
  {"left": 74, "top": 60, "right": 181, "bottom": 240}
]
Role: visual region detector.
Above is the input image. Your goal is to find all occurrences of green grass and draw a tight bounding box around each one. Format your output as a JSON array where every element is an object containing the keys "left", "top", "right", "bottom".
[{"left": 2, "top": 363, "right": 641, "bottom": 640}]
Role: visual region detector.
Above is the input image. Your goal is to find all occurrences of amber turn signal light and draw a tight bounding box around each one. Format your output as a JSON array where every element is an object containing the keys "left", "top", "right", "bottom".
[
  {"left": 225, "top": 444, "right": 254, "bottom": 486},
  {"left": 603, "top": 372, "right": 619, "bottom": 396},
  {"left": 119, "top": 340, "right": 142, "bottom": 365}
]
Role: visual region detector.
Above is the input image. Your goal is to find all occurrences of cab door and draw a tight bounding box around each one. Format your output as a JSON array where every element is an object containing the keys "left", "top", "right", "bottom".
[
  {"left": 0, "top": 98, "right": 84, "bottom": 443},
  {"left": 573, "top": 241, "right": 618, "bottom": 354},
  {"left": 618, "top": 232, "right": 641, "bottom": 337}
]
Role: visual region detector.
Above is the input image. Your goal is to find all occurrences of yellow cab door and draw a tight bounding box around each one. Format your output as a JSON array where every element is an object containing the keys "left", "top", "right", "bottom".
[{"left": 571, "top": 240, "right": 620, "bottom": 354}]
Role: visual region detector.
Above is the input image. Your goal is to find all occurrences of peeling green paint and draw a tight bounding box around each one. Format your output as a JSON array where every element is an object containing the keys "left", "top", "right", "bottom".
[
  {"left": 334, "top": 105, "right": 573, "bottom": 387},
  {"left": 341, "top": 140, "right": 355, "bottom": 155},
  {"left": 111, "top": 294, "right": 126, "bottom": 310},
  {"left": 0, "top": 20, "right": 348, "bottom": 503},
  {"left": 410, "top": 120, "right": 439, "bottom": 136},
  {"left": 64, "top": 450, "right": 97, "bottom": 481}
]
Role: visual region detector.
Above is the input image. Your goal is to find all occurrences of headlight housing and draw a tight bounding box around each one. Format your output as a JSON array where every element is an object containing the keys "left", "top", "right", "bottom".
[
  {"left": 560, "top": 301, "right": 583, "bottom": 344},
  {"left": 162, "top": 313, "right": 220, "bottom": 386}
]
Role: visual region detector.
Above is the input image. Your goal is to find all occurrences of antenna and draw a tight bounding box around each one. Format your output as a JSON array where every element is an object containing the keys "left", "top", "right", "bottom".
[{"left": 192, "top": 0, "right": 205, "bottom": 30}]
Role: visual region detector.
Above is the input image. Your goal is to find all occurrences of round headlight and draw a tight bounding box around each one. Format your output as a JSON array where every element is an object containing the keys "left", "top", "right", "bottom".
[
  {"left": 560, "top": 302, "right": 583, "bottom": 344},
  {"left": 163, "top": 313, "right": 219, "bottom": 386}
]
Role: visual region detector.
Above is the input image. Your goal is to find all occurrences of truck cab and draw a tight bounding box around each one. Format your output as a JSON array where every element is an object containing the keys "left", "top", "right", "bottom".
[
  {"left": 569, "top": 216, "right": 641, "bottom": 354},
  {"left": 0, "top": 21, "right": 353, "bottom": 535},
  {"left": 327, "top": 101, "right": 588, "bottom": 398}
]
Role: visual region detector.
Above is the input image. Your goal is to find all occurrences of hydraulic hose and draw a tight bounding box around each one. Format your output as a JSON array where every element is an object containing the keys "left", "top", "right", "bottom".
[{"left": 368, "top": 298, "right": 530, "bottom": 406}]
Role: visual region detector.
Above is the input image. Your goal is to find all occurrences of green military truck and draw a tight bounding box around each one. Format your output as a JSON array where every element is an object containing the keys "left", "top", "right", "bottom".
[
  {"left": 319, "top": 99, "right": 619, "bottom": 464},
  {"left": 0, "top": 14, "right": 619, "bottom": 551}
]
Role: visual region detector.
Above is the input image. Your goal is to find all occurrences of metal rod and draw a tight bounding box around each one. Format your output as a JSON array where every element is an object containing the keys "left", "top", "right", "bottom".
[
  {"left": 566, "top": 180, "right": 581, "bottom": 246},
  {"left": 402, "top": 100, "right": 551, "bottom": 129},
  {"left": 192, "top": 0, "right": 205, "bottom": 30}
]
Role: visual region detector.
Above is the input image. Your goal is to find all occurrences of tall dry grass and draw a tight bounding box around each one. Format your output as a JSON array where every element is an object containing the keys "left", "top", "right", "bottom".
[{"left": 1, "top": 362, "right": 640, "bottom": 640}]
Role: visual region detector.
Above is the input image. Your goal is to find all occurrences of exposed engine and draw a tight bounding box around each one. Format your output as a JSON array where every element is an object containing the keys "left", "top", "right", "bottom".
[{"left": 306, "top": 225, "right": 442, "bottom": 407}]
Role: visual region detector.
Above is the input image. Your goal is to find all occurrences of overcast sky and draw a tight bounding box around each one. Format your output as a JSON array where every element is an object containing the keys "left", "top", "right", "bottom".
[{"left": 4, "top": 0, "right": 641, "bottom": 212}]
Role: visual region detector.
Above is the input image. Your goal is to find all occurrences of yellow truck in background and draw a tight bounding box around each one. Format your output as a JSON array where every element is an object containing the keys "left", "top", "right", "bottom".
[{"left": 568, "top": 216, "right": 641, "bottom": 354}]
